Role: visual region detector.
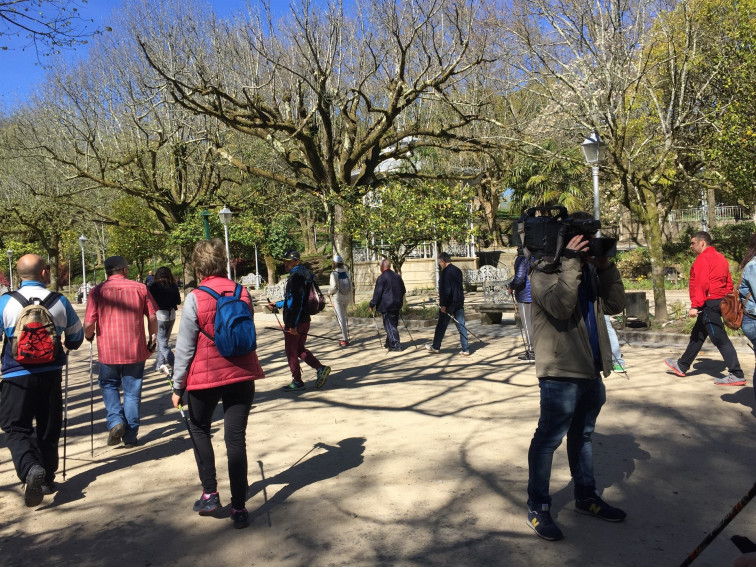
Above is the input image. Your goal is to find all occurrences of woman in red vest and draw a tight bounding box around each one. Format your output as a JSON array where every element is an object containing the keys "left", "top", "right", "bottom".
[{"left": 170, "top": 239, "right": 265, "bottom": 529}]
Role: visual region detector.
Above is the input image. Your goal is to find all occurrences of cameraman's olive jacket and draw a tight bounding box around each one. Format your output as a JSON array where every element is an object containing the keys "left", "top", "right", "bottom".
[{"left": 529, "top": 257, "right": 625, "bottom": 379}]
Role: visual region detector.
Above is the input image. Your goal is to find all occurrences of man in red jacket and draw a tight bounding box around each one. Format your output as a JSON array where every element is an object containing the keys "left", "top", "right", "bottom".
[{"left": 665, "top": 232, "right": 745, "bottom": 385}]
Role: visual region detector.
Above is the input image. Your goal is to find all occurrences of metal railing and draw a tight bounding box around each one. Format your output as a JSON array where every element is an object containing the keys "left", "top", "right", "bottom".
[{"left": 668, "top": 206, "right": 746, "bottom": 222}]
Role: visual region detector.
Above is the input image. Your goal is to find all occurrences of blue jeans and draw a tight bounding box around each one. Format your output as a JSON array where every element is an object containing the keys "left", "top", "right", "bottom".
[
  {"left": 527, "top": 377, "right": 606, "bottom": 509},
  {"left": 155, "top": 319, "right": 175, "bottom": 370},
  {"left": 431, "top": 308, "right": 469, "bottom": 352},
  {"left": 98, "top": 362, "right": 146, "bottom": 443},
  {"left": 741, "top": 316, "right": 756, "bottom": 397}
]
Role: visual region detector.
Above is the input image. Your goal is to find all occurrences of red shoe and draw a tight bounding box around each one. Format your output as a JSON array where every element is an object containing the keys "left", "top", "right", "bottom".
[{"left": 339, "top": 340, "right": 349, "bottom": 347}]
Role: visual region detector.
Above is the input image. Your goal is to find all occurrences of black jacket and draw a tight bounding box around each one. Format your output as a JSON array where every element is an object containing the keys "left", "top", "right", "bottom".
[
  {"left": 439, "top": 263, "right": 465, "bottom": 311},
  {"left": 369, "top": 269, "right": 406, "bottom": 313},
  {"left": 147, "top": 282, "right": 181, "bottom": 311}
]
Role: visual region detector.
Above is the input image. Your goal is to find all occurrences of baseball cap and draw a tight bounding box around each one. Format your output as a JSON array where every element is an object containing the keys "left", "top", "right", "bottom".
[
  {"left": 282, "top": 250, "right": 300, "bottom": 261},
  {"left": 333, "top": 255, "right": 343, "bottom": 263},
  {"left": 104, "top": 256, "right": 128, "bottom": 271}
]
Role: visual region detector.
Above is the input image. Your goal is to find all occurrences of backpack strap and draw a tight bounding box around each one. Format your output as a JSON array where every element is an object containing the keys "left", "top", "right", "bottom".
[
  {"left": 9, "top": 291, "right": 30, "bottom": 308},
  {"left": 41, "top": 292, "right": 62, "bottom": 310}
]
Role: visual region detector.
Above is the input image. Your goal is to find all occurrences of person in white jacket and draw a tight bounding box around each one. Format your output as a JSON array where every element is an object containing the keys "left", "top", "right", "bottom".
[{"left": 328, "top": 255, "right": 352, "bottom": 346}]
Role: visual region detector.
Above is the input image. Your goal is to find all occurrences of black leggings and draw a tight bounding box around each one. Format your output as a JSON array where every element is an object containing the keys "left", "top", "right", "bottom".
[{"left": 188, "top": 380, "right": 254, "bottom": 510}]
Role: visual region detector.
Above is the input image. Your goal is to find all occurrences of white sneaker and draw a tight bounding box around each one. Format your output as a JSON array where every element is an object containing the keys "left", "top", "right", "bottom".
[
  {"left": 158, "top": 364, "right": 173, "bottom": 378},
  {"left": 459, "top": 351, "right": 471, "bottom": 357},
  {"left": 424, "top": 344, "right": 440, "bottom": 354}
]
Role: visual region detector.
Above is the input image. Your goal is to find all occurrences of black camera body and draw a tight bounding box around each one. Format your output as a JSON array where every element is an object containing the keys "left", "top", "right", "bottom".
[{"left": 514, "top": 206, "right": 616, "bottom": 266}]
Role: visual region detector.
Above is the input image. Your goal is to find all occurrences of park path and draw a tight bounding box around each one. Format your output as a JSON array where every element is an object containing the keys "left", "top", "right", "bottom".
[{"left": 0, "top": 308, "right": 754, "bottom": 566}]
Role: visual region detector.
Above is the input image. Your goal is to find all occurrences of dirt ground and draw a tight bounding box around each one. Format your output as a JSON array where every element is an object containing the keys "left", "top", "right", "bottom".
[{"left": 0, "top": 307, "right": 754, "bottom": 567}]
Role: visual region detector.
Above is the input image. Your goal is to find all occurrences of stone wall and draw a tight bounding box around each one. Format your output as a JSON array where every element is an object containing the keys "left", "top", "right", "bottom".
[{"left": 352, "top": 256, "right": 479, "bottom": 293}]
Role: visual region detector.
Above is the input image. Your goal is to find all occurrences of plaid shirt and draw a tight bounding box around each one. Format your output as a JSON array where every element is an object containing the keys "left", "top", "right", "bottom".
[{"left": 84, "top": 274, "right": 158, "bottom": 364}]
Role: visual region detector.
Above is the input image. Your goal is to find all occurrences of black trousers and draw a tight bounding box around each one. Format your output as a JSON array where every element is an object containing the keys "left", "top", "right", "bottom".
[
  {"left": 382, "top": 311, "right": 401, "bottom": 348},
  {"left": 0, "top": 370, "right": 63, "bottom": 484},
  {"left": 679, "top": 299, "right": 743, "bottom": 378},
  {"left": 188, "top": 380, "right": 255, "bottom": 510}
]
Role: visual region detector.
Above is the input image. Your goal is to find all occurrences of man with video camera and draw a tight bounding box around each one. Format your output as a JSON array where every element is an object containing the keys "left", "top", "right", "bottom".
[{"left": 523, "top": 210, "right": 626, "bottom": 541}]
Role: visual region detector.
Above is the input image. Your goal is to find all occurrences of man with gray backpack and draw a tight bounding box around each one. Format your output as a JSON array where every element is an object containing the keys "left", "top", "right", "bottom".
[
  {"left": 328, "top": 254, "right": 352, "bottom": 346},
  {"left": 0, "top": 254, "right": 84, "bottom": 506}
]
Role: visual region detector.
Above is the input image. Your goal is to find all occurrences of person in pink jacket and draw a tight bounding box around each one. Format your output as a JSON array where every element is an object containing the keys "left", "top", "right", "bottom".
[{"left": 171, "top": 239, "right": 265, "bottom": 529}]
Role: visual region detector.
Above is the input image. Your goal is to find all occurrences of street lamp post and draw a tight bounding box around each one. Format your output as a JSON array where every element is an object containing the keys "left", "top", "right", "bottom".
[
  {"left": 200, "top": 209, "right": 211, "bottom": 240},
  {"left": 254, "top": 243, "right": 260, "bottom": 290},
  {"left": 218, "top": 206, "right": 233, "bottom": 279},
  {"left": 6, "top": 250, "right": 13, "bottom": 291},
  {"left": 78, "top": 235, "right": 88, "bottom": 303},
  {"left": 581, "top": 130, "right": 607, "bottom": 236}
]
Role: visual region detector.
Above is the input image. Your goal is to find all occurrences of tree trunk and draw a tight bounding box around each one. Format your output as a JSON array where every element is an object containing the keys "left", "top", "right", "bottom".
[
  {"left": 264, "top": 253, "right": 277, "bottom": 284},
  {"left": 706, "top": 186, "right": 716, "bottom": 230},
  {"left": 300, "top": 213, "right": 316, "bottom": 255},
  {"left": 641, "top": 187, "right": 668, "bottom": 323},
  {"left": 48, "top": 232, "right": 60, "bottom": 291}
]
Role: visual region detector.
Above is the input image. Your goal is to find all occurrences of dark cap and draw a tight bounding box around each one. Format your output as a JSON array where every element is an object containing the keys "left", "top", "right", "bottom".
[
  {"left": 104, "top": 256, "right": 128, "bottom": 271},
  {"left": 282, "top": 250, "right": 300, "bottom": 261}
]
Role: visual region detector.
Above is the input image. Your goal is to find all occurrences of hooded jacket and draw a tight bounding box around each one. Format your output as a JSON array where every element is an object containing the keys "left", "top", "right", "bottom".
[{"left": 529, "top": 257, "right": 625, "bottom": 379}]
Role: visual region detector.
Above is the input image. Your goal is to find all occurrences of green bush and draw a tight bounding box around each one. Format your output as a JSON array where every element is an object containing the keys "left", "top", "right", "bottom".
[
  {"left": 348, "top": 300, "right": 438, "bottom": 320},
  {"left": 616, "top": 248, "right": 651, "bottom": 279}
]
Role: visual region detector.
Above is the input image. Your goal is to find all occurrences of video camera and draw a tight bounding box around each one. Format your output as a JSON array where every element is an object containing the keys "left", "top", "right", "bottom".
[{"left": 513, "top": 206, "right": 616, "bottom": 268}]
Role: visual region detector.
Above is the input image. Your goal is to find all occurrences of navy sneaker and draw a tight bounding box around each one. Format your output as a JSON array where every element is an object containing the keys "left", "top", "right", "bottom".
[
  {"left": 231, "top": 507, "right": 249, "bottom": 529},
  {"left": 575, "top": 494, "right": 626, "bottom": 522},
  {"left": 193, "top": 492, "right": 221, "bottom": 515},
  {"left": 527, "top": 506, "right": 564, "bottom": 541}
]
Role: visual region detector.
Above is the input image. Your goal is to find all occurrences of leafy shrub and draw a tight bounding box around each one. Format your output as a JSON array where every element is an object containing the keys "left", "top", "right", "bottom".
[
  {"left": 348, "top": 300, "right": 438, "bottom": 320},
  {"left": 616, "top": 248, "right": 651, "bottom": 279}
]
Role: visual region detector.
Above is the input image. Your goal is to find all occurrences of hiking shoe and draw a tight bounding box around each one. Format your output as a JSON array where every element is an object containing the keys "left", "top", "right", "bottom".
[
  {"left": 575, "top": 495, "right": 627, "bottom": 522},
  {"left": 158, "top": 364, "right": 173, "bottom": 378},
  {"left": 231, "top": 507, "right": 249, "bottom": 529},
  {"left": 41, "top": 481, "right": 57, "bottom": 496},
  {"left": 107, "top": 423, "right": 125, "bottom": 446},
  {"left": 612, "top": 364, "right": 627, "bottom": 373},
  {"left": 714, "top": 374, "right": 746, "bottom": 386},
  {"left": 282, "top": 381, "right": 305, "bottom": 391},
  {"left": 459, "top": 350, "right": 471, "bottom": 357},
  {"left": 527, "top": 506, "right": 564, "bottom": 541},
  {"left": 316, "top": 366, "right": 331, "bottom": 389},
  {"left": 664, "top": 358, "right": 686, "bottom": 377},
  {"left": 339, "top": 340, "right": 349, "bottom": 347},
  {"left": 193, "top": 492, "right": 221, "bottom": 515},
  {"left": 425, "top": 344, "right": 440, "bottom": 354},
  {"left": 24, "top": 465, "right": 45, "bottom": 507},
  {"left": 123, "top": 439, "right": 138, "bottom": 448}
]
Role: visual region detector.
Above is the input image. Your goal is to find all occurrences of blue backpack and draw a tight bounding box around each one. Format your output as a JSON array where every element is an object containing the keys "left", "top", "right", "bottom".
[{"left": 197, "top": 284, "right": 256, "bottom": 357}]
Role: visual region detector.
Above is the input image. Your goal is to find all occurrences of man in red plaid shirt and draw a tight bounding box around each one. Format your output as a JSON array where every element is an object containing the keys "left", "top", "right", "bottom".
[{"left": 84, "top": 256, "right": 158, "bottom": 448}]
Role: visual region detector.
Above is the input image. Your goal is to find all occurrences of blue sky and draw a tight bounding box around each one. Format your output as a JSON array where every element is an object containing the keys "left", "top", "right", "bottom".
[{"left": 0, "top": 0, "right": 273, "bottom": 110}]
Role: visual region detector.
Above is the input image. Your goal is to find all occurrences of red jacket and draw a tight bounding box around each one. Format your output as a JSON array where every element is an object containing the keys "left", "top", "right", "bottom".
[
  {"left": 184, "top": 276, "right": 264, "bottom": 390},
  {"left": 689, "top": 246, "right": 732, "bottom": 308}
]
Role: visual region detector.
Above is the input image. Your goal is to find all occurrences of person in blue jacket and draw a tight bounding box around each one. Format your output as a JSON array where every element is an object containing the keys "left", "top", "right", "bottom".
[
  {"left": 0, "top": 254, "right": 84, "bottom": 506},
  {"left": 509, "top": 247, "right": 535, "bottom": 361},
  {"left": 739, "top": 233, "right": 756, "bottom": 393},
  {"left": 369, "top": 258, "right": 406, "bottom": 351},
  {"left": 425, "top": 252, "right": 469, "bottom": 356}
]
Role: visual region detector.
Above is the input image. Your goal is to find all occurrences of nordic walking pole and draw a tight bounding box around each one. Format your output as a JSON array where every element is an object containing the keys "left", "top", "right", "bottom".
[
  {"left": 399, "top": 311, "right": 419, "bottom": 350},
  {"left": 679, "top": 481, "right": 756, "bottom": 566},
  {"left": 62, "top": 350, "right": 69, "bottom": 480},
  {"left": 257, "top": 460, "right": 272, "bottom": 527},
  {"left": 369, "top": 308, "right": 384, "bottom": 350},
  {"left": 89, "top": 341, "right": 94, "bottom": 458},
  {"left": 162, "top": 373, "right": 203, "bottom": 464},
  {"left": 445, "top": 311, "right": 486, "bottom": 344}
]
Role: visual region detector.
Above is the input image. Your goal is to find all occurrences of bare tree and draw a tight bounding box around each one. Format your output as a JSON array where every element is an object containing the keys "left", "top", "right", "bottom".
[
  {"left": 0, "top": 0, "right": 98, "bottom": 57},
  {"left": 488, "top": 0, "right": 727, "bottom": 321},
  {"left": 136, "top": 0, "right": 492, "bottom": 261}
]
